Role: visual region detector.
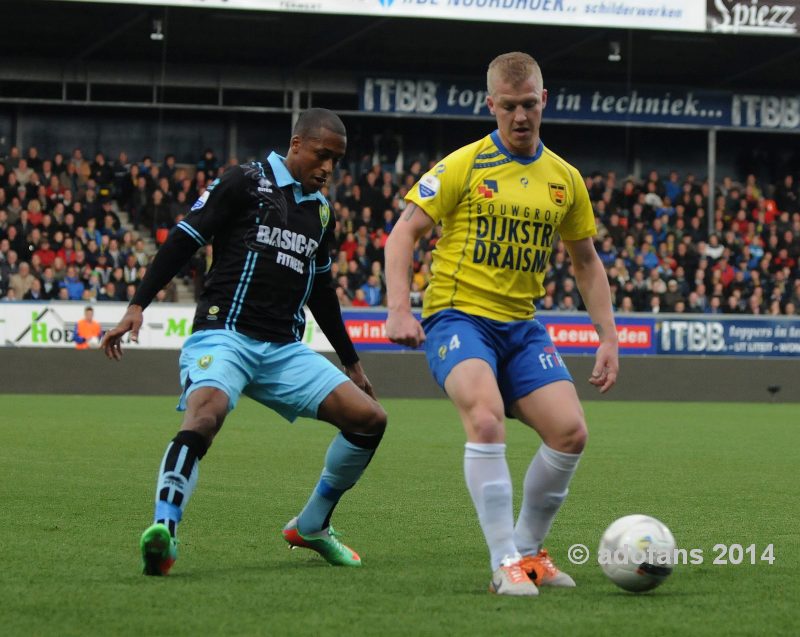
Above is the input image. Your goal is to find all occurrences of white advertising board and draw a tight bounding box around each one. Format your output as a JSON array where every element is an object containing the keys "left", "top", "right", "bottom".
[
  {"left": 0, "top": 302, "right": 334, "bottom": 351},
  {"left": 53, "top": 0, "right": 706, "bottom": 31}
]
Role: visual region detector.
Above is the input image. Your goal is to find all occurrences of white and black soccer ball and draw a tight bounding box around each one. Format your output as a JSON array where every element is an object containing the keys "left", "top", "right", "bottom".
[{"left": 598, "top": 514, "right": 676, "bottom": 592}]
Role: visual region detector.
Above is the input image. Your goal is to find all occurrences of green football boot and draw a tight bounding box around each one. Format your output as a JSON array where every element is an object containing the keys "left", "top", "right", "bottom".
[
  {"left": 140, "top": 523, "right": 178, "bottom": 576},
  {"left": 282, "top": 517, "right": 361, "bottom": 567}
]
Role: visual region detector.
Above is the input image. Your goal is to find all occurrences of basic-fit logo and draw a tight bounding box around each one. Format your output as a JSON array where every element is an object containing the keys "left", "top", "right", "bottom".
[
  {"left": 478, "top": 179, "right": 498, "bottom": 199},
  {"left": 549, "top": 183, "right": 566, "bottom": 206}
]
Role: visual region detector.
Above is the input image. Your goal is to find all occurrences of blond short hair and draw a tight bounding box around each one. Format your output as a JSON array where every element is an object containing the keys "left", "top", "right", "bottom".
[{"left": 487, "top": 52, "right": 542, "bottom": 95}]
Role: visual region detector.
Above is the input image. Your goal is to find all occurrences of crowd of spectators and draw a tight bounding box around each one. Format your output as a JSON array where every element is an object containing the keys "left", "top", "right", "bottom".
[
  {"left": 0, "top": 142, "right": 798, "bottom": 318},
  {"left": 324, "top": 157, "right": 799, "bottom": 317},
  {"left": 0, "top": 145, "right": 212, "bottom": 304}
]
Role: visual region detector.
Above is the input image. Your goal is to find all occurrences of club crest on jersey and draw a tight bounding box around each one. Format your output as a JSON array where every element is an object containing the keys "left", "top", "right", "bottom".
[
  {"left": 549, "top": 183, "right": 566, "bottom": 206},
  {"left": 197, "top": 354, "right": 213, "bottom": 369},
  {"left": 319, "top": 203, "right": 330, "bottom": 227},
  {"left": 418, "top": 174, "right": 440, "bottom": 199},
  {"left": 478, "top": 179, "right": 498, "bottom": 199}
]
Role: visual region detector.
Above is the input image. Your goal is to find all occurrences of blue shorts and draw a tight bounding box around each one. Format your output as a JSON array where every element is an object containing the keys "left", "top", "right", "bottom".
[
  {"left": 422, "top": 309, "right": 573, "bottom": 410},
  {"left": 178, "top": 330, "right": 349, "bottom": 423}
]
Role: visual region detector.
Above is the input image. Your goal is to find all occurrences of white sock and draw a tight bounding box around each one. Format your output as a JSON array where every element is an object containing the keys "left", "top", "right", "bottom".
[
  {"left": 514, "top": 443, "right": 582, "bottom": 556},
  {"left": 464, "top": 443, "right": 518, "bottom": 571}
]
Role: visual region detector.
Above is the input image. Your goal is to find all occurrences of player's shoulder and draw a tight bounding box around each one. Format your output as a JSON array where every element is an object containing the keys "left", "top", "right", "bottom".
[
  {"left": 416, "top": 137, "right": 491, "bottom": 198},
  {"left": 436, "top": 136, "right": 494, "bottom": 172},
  {"left": 540, "top": 145, "right": 584, "bottom": 181},
  {"left": 239, "top": 161, "right": 272, "bottom": 184}
]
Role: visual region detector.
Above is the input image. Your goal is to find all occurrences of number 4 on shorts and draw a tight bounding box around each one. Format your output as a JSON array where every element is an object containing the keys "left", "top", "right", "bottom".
[{"left": 449, "top": 334, "right": 461, "bottom": 350}]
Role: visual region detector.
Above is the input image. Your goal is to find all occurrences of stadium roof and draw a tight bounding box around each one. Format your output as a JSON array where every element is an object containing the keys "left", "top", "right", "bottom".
[{"left": 5, "top": 0, "right": 800, "bottom": 92}]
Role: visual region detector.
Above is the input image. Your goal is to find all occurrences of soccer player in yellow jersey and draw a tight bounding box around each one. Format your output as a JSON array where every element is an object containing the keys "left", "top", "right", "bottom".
[{"left": 386, "top": 52, "right": 618, "bottom": 596}]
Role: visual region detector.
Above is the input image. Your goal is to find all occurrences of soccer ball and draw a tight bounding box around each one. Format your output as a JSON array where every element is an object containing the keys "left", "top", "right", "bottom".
[
  {"left": 598, "top": 514, "right": 676, "bottom": 592},
  {"left": 88, "top": 336, "right": 101, "bottom": 349}
]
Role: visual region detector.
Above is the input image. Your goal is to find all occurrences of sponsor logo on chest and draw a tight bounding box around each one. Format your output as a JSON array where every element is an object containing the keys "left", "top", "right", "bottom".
[{"left": 255, "top": 225, "right": 319, "bottom": 257}]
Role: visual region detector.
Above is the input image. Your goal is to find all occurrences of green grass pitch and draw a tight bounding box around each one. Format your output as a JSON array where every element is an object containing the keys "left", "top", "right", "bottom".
[{"left": 0, "top": 395, "right": 797, "bottom": 636}]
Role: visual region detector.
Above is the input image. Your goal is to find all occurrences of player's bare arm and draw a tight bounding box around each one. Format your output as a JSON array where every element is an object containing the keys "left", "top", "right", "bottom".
[
  {"left": 385, "top": 203, "right": 436, "bottom": 348},
  {"left": 563, "top": 237, "right": 619, "bottom": 393}
]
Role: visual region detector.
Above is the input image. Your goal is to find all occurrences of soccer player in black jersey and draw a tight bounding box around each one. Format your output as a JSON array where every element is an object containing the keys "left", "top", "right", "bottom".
[{"left": 102, "top": 108, "right": 386, "bottom": 575}]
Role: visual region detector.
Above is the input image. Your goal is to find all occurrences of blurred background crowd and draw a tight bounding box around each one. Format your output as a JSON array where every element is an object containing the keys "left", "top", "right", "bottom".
[{"left": 0, "top": 143, "right": 798, "bottom": 316}]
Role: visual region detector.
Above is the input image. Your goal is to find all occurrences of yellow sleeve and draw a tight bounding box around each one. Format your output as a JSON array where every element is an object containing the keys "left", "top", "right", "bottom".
[
  {"left": 404, "top": 142, "right": 478, "bottom": 223},
  {"left": 558, "top": 165, "right": 597, "bottom": 241}
]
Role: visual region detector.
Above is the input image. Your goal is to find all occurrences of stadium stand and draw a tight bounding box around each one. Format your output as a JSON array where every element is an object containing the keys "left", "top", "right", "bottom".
[{"left": 0, "top": 145, "right": 797, "bottom": 316}]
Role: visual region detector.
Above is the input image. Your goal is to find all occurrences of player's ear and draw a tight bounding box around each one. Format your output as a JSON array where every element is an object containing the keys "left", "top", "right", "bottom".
[
  {"left": 541, "top": 88, "right": 548, "bottom": 110},
  {"left": 486, "top": 95, "right": 496, "bottom": 116},
  {"left": 289, "top": 135, "right": 303, "bottom": 154}
]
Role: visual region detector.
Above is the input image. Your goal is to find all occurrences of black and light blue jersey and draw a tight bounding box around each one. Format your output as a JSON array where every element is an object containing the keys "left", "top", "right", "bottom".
[{"left": 178, "top": 152, "right": 334, "bottom": 343}]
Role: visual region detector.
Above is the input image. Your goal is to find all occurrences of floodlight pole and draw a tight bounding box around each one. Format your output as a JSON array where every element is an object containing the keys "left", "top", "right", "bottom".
[
  {"left": 707, "top": 128, "right": 717, "bottom": 238},
  {"left": 291, "top": 89, "right": 301, "bottom": 130}
]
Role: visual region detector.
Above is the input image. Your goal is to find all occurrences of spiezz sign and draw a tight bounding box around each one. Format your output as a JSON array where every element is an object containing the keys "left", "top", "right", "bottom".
[{"left": 707, "top": 0, "right": 799, "bottom": 35}]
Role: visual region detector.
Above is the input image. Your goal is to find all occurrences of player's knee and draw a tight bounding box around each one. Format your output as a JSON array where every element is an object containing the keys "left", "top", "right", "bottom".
[
  {"left": 362, "top": 400, "right": 387, "bottom": 435},
  {"left": 183, "top": 388, "right": 228, "bottom": 444},
  {"left": 549, "top": 420, "right": 587, "bottom": 454},
  {"left": 184, "top": 413, "right": 223, "bottom": 442},
  {"left": 468, "top": 409, "right": 505, "bottom": 443},
  {"left": 343, "top": 398, "right": 387, "bottom": 435},
  {"left": 183, "top": 405, "right": 226, "bottom": 444},
  {"left": 342, "top": 401, "right": 386, "bottom": 448}
]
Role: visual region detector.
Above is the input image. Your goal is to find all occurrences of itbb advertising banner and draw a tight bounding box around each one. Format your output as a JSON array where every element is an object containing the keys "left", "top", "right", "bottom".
[
  {"left": 3, "top": 303, "right": 797, "bottom": 358},
  {"left": 657, "top": 317, "right": 800, "bottom": 356},
  {"left": 360, "top": 78, "right": 800, "bottom": 132}
]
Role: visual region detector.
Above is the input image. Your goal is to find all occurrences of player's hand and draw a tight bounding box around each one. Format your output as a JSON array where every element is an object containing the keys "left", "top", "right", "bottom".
[
  {"left": 589, "top": 339, "right": 619, "bottom": 394},
  {"left": 385, "top": 310, "right": 426, "bottom": 348},
  {"left": 344, "top": 361, "right": 376, "bottom": 399},
  {"left": 101, "top": 304, "right": 144, "bottom": 361}
]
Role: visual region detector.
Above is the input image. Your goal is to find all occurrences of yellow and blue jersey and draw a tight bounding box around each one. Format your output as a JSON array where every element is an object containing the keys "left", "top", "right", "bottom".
[{"left": 406, "top": 131, "right": 596, "bottom": 322}]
